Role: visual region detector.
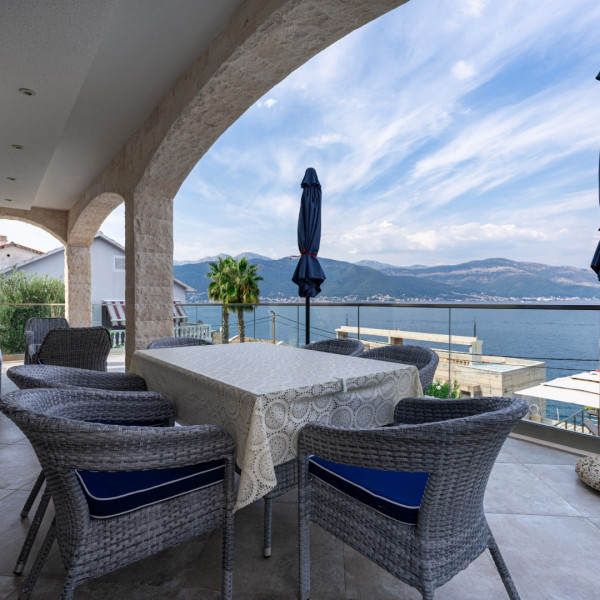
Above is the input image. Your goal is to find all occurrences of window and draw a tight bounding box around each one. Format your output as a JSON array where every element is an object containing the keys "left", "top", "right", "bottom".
[{"left": 114, "top": 256, "right": 125, "bottom": 272}]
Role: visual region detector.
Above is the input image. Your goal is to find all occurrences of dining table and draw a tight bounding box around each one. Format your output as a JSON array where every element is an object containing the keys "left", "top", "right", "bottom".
[{"left": 131, "top": 342, "right": 423, "bottom": 511}]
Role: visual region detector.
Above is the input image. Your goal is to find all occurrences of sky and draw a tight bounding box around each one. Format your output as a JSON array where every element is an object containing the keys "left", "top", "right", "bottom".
[{"left": 5, "top": 0, "right": 600, "bottom": 269}]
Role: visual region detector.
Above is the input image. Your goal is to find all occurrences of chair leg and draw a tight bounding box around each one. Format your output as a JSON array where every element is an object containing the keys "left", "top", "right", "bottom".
[
  {"left": 20, "top": 471, "right": 45, "bottom": 518},
  {"left": 19, "top": 519, "right": 56, "bottom": 600},
  {"left": 298, "top": 493, "right": 310, "bottom": 600},
  {"left": 14, "top": 487, "right": 52, "bottom": 574},
  {"left": 489, "top": 538, "right": 521, "bottom": 600},
  {"left": 263, "top": 496, "right": 273, "bottom": 558},
  {"left": 59, "top": 576, "right": 78, "bottom": 600},
  {"left": 222, "top": 509, "right": 234, "bottom": 600}
]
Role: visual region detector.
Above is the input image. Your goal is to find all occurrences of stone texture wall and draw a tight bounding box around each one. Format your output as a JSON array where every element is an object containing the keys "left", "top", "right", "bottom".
[
  {"left": 124, "top": 192, "right": 174, "bottom": 366},
  {"left": 65, "top": 244, "right": 92, "bottom": 326}
]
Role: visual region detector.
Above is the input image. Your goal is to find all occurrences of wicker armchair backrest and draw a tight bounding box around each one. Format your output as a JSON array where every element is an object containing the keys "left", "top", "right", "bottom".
[
  {"left": 24, "top": 317, "right": 69, "bottom": 345},
  {"left": 302, "top": 338, "right": 364, "bottom": 356},
  {"left": 36, "top": 326, "right": 111, "bottom": 371},
  {"left": 359, "top": 344, "right": 439, "bottom": 390},
  {"left": 7, "top": 364, "right": 147, "bottom": 391},
  {"left": 147, "top": 336, "right": 214, "bottom": 349}
]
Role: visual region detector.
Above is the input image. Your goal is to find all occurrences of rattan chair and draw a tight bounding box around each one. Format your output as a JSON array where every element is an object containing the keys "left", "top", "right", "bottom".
[
  {"left": 23, "top": 317, "right": 69, "bottom": 364},
  {"left": 298, "top": 396, "right": 528, "bottom": 600},
  {"left": 147, "top": 336, "right": 214, "bottom": 349},
  {"left": 35, "top": 326, "right": 111, "bottom": 371},
  {"left": 302, "top": 338, "right": 364, "bottom": 356},
  {"left": 6, "top": 365, "right": 151, "bottom": 575},
  {"left": 359, "top": 344, "right": 439, "bottom": 391},
  {"left": 0, "top": 388, "right": 235, "bottom": 600},
  {"left": 7, "top": 364, "right": 147, "bottom": 392}
]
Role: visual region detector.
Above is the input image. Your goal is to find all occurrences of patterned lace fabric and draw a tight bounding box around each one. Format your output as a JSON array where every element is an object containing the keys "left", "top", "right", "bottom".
[{"left": 132, "top": 343, "right": 422, "bottom": 511}]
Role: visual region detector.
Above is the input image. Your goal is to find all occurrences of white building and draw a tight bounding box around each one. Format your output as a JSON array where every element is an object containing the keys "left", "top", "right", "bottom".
[
  {"left": 0, "top": 235, "right": 43, "bottom": 271},
  {"left": 0, "top": 232, "right": 194, "bottom": 332}
]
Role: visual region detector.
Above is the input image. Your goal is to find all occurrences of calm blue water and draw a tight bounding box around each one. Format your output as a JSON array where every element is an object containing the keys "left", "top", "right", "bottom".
[{"left": 183, "top": 303, "right": 600, "bottom": 421}]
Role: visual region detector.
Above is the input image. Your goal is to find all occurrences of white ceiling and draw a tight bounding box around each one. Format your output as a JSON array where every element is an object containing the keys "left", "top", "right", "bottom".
[{"left": 0, "top": 0, "right": 244, "bottom": 211}]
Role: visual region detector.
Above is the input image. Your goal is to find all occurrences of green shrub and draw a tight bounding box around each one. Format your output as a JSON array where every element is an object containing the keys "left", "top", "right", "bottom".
[
  {"left": 0, "top": 270, "right": 65, "bottom": 354},
  {"left": 425, "top": 379, "right": 461, "bottom": 398}
]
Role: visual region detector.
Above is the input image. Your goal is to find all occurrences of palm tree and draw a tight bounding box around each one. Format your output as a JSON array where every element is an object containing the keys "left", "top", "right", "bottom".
[
  {"left": 231, "top": 257, "right": 263, "bottom": 343},
  {"left": 207, "top": 257, "right": 236, "bottom": 343}
]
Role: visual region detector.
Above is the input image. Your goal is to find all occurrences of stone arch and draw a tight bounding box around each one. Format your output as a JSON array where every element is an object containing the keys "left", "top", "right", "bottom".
[
  {"left": 0, "top": 208, "right": 68, "bottom": 245},
  {"left": 68, "top": 192, "right": 124, "bottom": 246}
]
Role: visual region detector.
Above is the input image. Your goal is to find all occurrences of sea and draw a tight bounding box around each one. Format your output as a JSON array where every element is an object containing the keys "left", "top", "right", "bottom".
[{"left": 183, "top": 302, "right": 600, "bottom": 421}]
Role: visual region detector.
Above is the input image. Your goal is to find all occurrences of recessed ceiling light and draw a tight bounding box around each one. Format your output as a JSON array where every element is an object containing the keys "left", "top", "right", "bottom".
[
  {"left": 18, "top": 88, "right": 36, "bottom": 96},
  {"left": 6, "top": 177, "right": 16, "bottom": 181},
  {"left": 11, "top": 144, "right": 24, "bottom": 150}
]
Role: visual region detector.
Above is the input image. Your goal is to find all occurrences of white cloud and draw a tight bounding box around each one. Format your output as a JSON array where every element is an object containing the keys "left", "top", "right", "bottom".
[
  {"left": 257, "top": 98, "right": 277, "bottom": 109},
  {"left": 169, "top": 0, "right": 600, "bottom": 267},
  {"left": 451, "top": 60, "right": 477, "bottom": 81},
  {"left": 458, "top": 0, "right": 487, "bottom": 17}
]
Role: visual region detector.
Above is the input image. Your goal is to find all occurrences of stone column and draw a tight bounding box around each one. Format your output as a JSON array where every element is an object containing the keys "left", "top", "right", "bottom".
[
  {"left": 124, "top": 191, "right": 174, "bottom": 368},
  {"left": 64, "top": 244, "right": 92, "bottom": 326}
]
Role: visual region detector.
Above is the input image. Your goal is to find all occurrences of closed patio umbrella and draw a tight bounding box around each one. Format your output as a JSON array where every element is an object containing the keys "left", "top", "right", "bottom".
[
  {"left": 292, "top": 167, "right": 326, "bottom": 344},
  {"left": 591, "top": 152, "right": 600, "bottom": 279}
]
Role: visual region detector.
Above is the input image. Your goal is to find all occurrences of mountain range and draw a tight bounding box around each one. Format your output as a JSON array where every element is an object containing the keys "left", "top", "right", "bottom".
[{"left": 174, "top": 256, "right": 600, "bottom": 301}]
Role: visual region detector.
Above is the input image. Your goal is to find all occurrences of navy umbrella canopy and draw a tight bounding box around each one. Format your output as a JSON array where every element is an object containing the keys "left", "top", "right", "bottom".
[{"left": 292, "top": 167, "right": 326, "bottom": 343}]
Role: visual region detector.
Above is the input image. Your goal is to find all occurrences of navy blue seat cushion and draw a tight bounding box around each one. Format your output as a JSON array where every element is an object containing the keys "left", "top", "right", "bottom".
[
  {"left": 76, "top": 459, "right": 224, "bottom": 519},
  {"left": 308, "top": 456, "right": 428, "bottom": 524}
]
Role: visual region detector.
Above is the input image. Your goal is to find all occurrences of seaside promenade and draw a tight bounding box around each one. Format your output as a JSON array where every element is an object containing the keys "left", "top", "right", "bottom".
[{"left": 1, "top": 350, "right": 600, "bottom": 599}]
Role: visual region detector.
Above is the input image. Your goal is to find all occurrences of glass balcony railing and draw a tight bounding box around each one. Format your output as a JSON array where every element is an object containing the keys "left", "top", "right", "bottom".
[
  {"left": 3, "top": 301, "right": 600, "bottom": 450},
  {"left": 176, "top": 301, "right": 600, "bottom": 447}
]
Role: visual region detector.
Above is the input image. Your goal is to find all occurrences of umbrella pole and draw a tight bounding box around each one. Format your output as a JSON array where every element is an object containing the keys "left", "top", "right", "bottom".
[{"left": 305, "top": 297, "right": 310, "bottom": 345}]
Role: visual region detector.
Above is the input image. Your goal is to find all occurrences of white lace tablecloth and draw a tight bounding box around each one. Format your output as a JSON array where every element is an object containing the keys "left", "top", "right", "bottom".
[{"left": 131, "top": 343, "right": 422, "bottom": 511}]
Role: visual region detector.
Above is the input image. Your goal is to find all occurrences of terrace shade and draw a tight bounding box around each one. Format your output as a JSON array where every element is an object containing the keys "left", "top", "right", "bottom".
[
  {"left": 103, "top": 301, "right": 188, "bottom": 327},
  {"left": 517, "top": 371, "right": 600, "bottom": 409},
  {"left": 292, "top": 168, "right": 326, "bottom": 344}
]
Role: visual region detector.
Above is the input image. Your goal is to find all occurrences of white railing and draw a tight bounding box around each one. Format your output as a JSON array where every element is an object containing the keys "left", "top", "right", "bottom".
[
  {"left": 109, "top": 323, "right": 212, "bottom": 348},
  {"left": 174, "top": 323, "right": 212, "bottom": 340}
]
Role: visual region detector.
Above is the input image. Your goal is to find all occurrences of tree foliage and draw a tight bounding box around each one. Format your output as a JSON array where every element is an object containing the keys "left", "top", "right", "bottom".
[
  {"left": 206, "top": 257, "right": 262, "bottom": 343},
  {"left": 230, "top": 257, "right": 263, "bottom": 343},
  {"left": 207, "top": 257, "right": 237, "bottom": 343},
  {"left": 0, "top": 270, "right": 65, "bottom": 354}
]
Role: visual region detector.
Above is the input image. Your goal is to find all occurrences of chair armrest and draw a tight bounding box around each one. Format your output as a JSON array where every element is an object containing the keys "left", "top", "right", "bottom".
[
  {"left": 36, "top": 388, "right": 175, "bottom": 425},
  {"left": 298, "top": 421, "right": 449, "bottom": 474},
  {"left": 394, "top": 396, "right": 513, "bottom": 425},
  {"left": 51, "top": 422, "right": 235, "bottom": 472}
]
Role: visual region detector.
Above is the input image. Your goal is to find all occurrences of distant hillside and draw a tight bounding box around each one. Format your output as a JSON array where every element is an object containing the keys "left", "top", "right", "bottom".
[
  {"left": 175, "top": 257, "right": 462, "bottom": 301},
  {"left": 381, "top": 258, "right": 600, "bottom": 299},
  {"left": 174, "top": 255, "right": 600, "bottom": 301}
]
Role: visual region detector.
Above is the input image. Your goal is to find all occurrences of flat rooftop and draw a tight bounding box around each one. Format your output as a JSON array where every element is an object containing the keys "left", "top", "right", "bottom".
[{"left": 1, "top": 352, "right": 600, "bottom": 599}]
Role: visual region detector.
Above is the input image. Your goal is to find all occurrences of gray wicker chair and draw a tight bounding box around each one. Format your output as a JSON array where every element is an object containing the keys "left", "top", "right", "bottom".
[
  {"left": 359, "top": 344, "right": 439, "bottom": 391},
  {"left": 298, "top": 396, "right": 528, "bottom": 600},
  {"left": 0, "top": 388, "right": 235, "bottom": 600},
  {"left": 302, "top": 338, "right": 364, "bottom": 356},
  {"left": 35, "top": 326, "right": 111, "bottom": 371},
  {"left": 6, "top": 365, "right": 152, "bottom": 576},
  {"left": 23, "top": 317, "right": 69, "bottom": 364},
  {"left": 147, "top": 336, "right": 214, "bottom": 349},
  {"left": 7, "top": 364, "right": 147, "bottom": 392}
]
